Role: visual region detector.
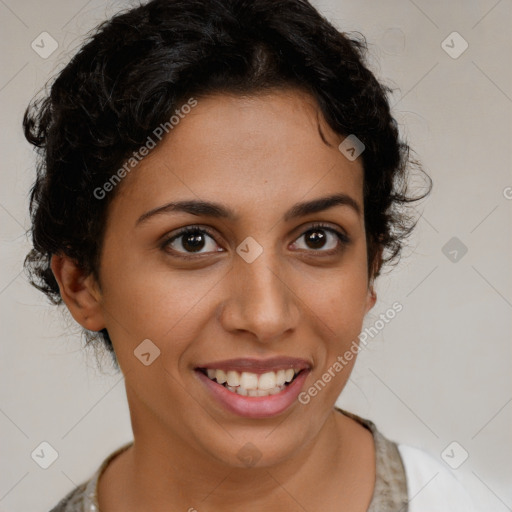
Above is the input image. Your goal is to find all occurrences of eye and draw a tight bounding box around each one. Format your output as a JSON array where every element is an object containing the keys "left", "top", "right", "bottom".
[
  {"left": 291, "top": 223, "right": 350, "bottom": 254},
  {"left": 162, "top": 225, "right": 223, "bottom": 257},
  {"left": 162, "top": 223, "right": 350, "bottom": 259}
]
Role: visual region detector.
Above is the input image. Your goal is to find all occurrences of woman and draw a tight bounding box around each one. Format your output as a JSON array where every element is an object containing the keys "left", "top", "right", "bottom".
[{"left": 23, "top": 0, "right": 475, "bottom": 510}]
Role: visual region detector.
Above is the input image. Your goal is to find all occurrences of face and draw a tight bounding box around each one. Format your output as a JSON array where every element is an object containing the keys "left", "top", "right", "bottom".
[{"left": 68, "top": 89, "right": 377, "bottom": 468}]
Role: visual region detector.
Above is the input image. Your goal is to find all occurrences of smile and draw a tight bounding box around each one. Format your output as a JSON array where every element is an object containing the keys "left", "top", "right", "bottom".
[
  {"left": 199, "top": 368, "right": 302, "bottom": 397},
  {"left": 195, "top": 357, "right": 311, "bottom": 418}
]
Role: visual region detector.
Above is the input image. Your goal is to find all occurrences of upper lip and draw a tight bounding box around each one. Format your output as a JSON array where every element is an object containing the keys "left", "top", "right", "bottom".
[{"left": 196, "top": 357, "right": 312, "bottom": 374}]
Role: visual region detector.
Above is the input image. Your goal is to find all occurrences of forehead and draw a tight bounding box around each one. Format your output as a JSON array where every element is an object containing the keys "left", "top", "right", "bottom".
[{"left": 109, "top": 89, "right": 364, "bottom": 222}]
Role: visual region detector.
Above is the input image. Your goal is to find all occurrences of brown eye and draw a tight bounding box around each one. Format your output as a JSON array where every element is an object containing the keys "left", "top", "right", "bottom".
[
  {"left": 303, "top": 229, "right": 329, "bottom": 250},
  {"left": 292, "top": 223, "right": 350, "bottom": 254},
  {"left": 163, "top": 226, "right": 223, "bottom": 256}
]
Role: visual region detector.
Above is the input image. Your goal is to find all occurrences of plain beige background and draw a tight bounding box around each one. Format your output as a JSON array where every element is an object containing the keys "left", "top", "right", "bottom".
[{"left": 1, "top": 0, "right": 510, "bottom": 510}]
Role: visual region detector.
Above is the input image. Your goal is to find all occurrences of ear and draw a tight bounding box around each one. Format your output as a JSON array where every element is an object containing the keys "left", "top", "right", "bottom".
[
  {"left": 365, "top": 246, "right": 383, "bottom": 314},
  {"left": 365, "top": 281, "right": 377, "bottom": 315},
  {"left": 50, "top": 253, "right": 106, "bottom": 332}
]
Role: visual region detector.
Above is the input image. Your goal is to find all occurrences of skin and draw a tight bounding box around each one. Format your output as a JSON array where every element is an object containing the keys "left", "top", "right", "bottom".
[{"left": 52, "top": 88, "right": 382, "bottom": 511}]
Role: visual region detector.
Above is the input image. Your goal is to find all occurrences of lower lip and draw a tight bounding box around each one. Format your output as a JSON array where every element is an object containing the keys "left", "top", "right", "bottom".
[{"left": 196, "top": 370, "right": 310, "bottom": 419}]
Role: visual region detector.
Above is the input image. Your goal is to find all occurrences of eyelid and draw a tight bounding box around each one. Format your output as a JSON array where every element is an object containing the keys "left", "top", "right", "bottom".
[{"left": 293, "top": 220, "right": 349, "bottom": 239}]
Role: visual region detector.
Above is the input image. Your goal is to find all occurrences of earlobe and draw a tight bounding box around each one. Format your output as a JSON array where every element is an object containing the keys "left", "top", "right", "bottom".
[
  {"left": 365, "top": 247, "right": 381, "bottom": 314},
  {"left": 50, "top": 254, "right": 105, "bottom": 332},
  {"left": 365, "top": 281, "right": 377, "bottom": 314}
]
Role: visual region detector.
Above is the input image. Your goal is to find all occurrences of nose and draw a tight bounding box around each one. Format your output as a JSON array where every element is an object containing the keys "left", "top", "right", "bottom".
[{"left": 217, "top": 251, "right": 301, "bottom": 344}]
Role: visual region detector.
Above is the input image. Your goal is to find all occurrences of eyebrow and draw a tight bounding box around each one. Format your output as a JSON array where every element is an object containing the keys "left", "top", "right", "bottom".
[{"left": 136, "top": 193, "right": 362, "bottom": 226}]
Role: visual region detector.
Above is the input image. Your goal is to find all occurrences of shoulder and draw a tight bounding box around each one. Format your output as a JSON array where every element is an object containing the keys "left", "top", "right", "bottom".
[
  {"left": 335, "top": 408, "right": 478, "bottom": 511},
  {"left": 397, "top": 443, "right": 477, "bottom": 512},
  {"left": 48, "top": 441, "right": 133, "bottom": 512},
  {"left": 48, "top": 481, "right": 89, "bottom": 512}
]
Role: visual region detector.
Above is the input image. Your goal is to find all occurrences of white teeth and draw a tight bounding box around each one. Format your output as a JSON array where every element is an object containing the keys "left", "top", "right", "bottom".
[
  {"left": 245, "top": 385, "right": 285, "bottom": 397},
  {"left": 239, "top": 372, "right": 259, "bottom": 390},
  {"left": 284, "top": 369, "right": 295, "bottom": 383},
  {"left": 236, "top": 386, "right": 248, "bottom": 396},
  {"left": 258, "top": 371, "right": 277, "bottom": 390},
  {"left": 226, "top": 371, "right": 239, "bottom": 387},
  {"left": 204, "top": 367, "right": 303, "bottom": 396},
  {"left": 216, "top": 369, "right": 227, "bottom": 384}
]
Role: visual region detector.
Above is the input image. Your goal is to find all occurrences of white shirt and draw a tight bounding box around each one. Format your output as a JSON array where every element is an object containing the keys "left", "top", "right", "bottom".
[{"left": 398, "top": 444, "right": 477, "bottom": 511}]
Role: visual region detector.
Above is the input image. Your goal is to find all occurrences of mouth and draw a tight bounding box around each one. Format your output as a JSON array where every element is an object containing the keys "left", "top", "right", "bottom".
[
  {"left": 194, "top": 357, "right": 311, "bottom": 418},
  {"left": 197, "top": 367, "right": 304, "bottom": 397}
]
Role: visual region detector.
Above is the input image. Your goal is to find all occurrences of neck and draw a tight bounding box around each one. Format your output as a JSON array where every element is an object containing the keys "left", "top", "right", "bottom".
[{"left": 99, "top": 406, "right": 374, "bottom": 511}]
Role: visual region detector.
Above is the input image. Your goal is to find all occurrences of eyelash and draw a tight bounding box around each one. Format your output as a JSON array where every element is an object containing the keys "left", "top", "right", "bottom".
[{"left": 161, "top": 223, "right": 351, "bottom": 260}]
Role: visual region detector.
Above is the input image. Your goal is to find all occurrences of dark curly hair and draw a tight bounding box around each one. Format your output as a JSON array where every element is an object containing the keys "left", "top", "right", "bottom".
[{"left": 23, "top": 0, "right": 432, "bottom": 366}]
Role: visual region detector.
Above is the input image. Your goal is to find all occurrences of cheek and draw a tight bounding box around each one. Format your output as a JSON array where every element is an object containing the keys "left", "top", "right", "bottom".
[
  {"left": 318, "top": 282, "right": 369, "bottom": 359},
  {"left": 302, "top": 270, "right": 370, "bottom": 389},
  {"left": 98, "top": 253, "right": 219, "bottom": 354},
  {"left": 301, "top": 274, "right": 368, "bottom": 396},
  {"left": 298, "top": 257, "right": 370, "bottom": 328}
]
